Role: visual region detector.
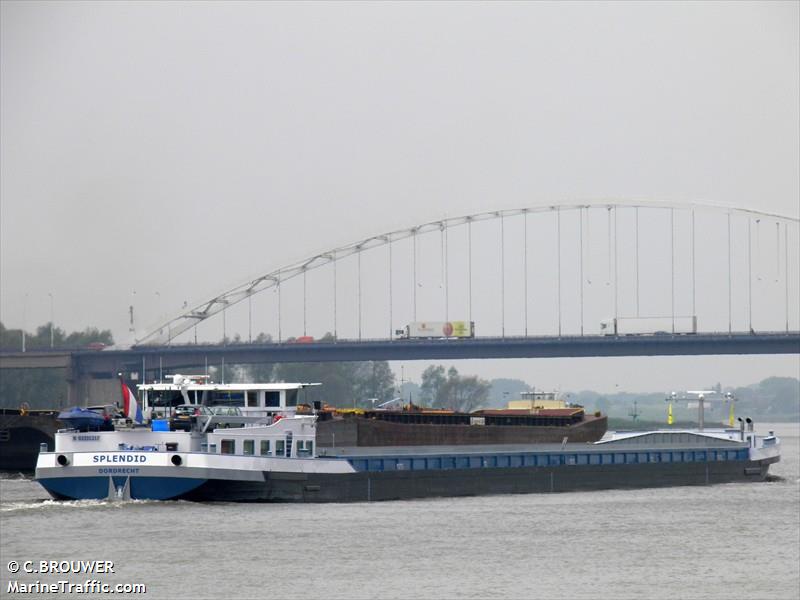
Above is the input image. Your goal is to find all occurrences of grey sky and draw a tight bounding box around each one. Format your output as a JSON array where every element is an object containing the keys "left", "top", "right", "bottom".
[{"left": 1, "top": 1, "right": 798, "bottom": 392}]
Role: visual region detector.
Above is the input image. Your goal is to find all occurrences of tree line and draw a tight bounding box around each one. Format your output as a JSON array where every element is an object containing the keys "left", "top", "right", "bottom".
[
  {"left": 0, "top": 321, "right": 114, "bottom": 350},
  {"left": 0, "top": 321, "right": 115, "bottom": 409}
]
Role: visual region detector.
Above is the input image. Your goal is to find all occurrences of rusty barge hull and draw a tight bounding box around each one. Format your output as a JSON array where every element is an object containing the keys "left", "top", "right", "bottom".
[{"left": 0, "top": 410, "right": 62, "bottom": 471}]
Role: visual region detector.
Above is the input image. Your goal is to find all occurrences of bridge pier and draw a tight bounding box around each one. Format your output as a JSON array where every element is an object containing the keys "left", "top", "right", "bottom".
[
  {"left": 68, "top": 355, "right": 131, "bottom": 407},
  {"left": 64, "top": 375, "right": 121, "bottom": 409}
]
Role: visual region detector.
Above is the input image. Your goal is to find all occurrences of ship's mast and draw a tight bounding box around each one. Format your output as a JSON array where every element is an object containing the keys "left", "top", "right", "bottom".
[
  {"left": 628, "top": 400, "right": 640, "bottom": 423},
  {"left": 666, "top": 390, "right": 735, "bottom": 431}
]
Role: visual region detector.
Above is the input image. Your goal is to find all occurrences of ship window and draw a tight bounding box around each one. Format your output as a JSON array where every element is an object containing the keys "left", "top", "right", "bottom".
[
  {"left": 243, "top": 440, "right": 254, "bottom": 455},
  {"left": 626, "top": 453, "right": 637, "bottom": 463},
  {"left": 368, "top": 459, "right": 383, "bottom": 471},
  {"left": 649, "top": 453, "right": 660, "bottom": 463},
  {"left": 638, "top": 452, "right": 648, "bottom": 463},
  {"left": 220, "top": 439, "right": 235, "bottom": 454},
  {"left": 276, "top": 440, "right": 285, "bottom": 456},
  {"left": 285, "top": 389, "right": 298, "bottom": 407},
  {"left": 297, "top": 440, "right": 313, "bottom": 457},
  {"left": 497, "top": 455, "right": 510, "bottom": 468},
  {"left": 661, "top": 452, "right": 672, "bottom": 463},
  {"left": 260, "top": 440, "right": 271, "bottom": 456},
  {"left": 695, "top": 451, "right": 707, "bottom": 462},
  {"left": 209, "top": 391, "right": 245, "bottom": 407},
  {"left": 428, "top": 457, "right": 441, "bottom": 469},
  {"left": 412, "top": 458, "right": 427, "bottom": 470},
  {"left": 510, "top": 455, "right": 523, "bottom": 467},
  {"left": 265, "top": 392, "right": 280, "bottom": 408},
  {"left": 614, "top": 453, "right": 625, "bottom": 464},
  {"left": 576, "top": 454, "right": 588, "bottom": 465},
  {"left": 456, "top": 457, "right": 470, "bottom": 469},
  {"left": 246, "top": 392, "right": 259, "bottom": 408},
  {"left": 726, "top": 450, "right": 738, "bottom": 461},
  {"left": 442, "top": 457, "right": 456, "bottom": 470},
  {"left": 149, "top": 390, "right": 185, "bottom": 410},
  {"left": 589, "top": 454, "right": 601, "bottom": 465}
]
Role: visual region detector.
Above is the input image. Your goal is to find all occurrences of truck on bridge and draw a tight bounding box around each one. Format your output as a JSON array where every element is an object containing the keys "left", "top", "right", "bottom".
[
  {"left": 395, "top": 321, "right": 475, "bottom": 339},
  {"left": 600, "top": 316, "right": 697, "bottom": 336}
]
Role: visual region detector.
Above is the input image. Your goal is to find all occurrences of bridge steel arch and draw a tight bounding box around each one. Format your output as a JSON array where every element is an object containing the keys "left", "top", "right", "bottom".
[{"left": 133, "top": 200, "right": 799, "bottom": 347}]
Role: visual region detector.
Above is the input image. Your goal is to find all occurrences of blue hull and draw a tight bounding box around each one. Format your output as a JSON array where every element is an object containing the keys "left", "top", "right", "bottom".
[{"left": 40, "top": 476, "right": 207, "bottom": 500}]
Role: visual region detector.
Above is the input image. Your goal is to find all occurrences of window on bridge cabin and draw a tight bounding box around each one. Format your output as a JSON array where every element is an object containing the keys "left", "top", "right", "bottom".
[
  {"left": 208, "top": 391, "right": 245, "bottom": 407},
  {"left": 149, "top": 391, "right": 184, "bottom": 414},
  {"left": 213, "top": 391, "right": 246, "bottom": 406},
  {"left": 243, "top": 440, "right": 255, "bottom": 455},
  {"left": 285, "top": 390, "right": 298, "bottom": 407},
  {"left": 260, "top": 440, "right": 271, "bottom": 456},
  {"left": 276, "top": 440, "right": 285, "bottom": 457},
  {"left": 264, "top": 392, "right": 280, "bottom": 408},
  {"left": 246, "top": 391, "right": 259, "bottom": 408},
  {"left": 297, "top": 440, "right": 313, "bottom": 457},
  {"left": 220, "top": 439, "right": 235, "bottom": 454}
]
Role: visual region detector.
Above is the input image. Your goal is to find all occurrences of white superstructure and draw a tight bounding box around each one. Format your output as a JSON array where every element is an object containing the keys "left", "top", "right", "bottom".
[{"left": 139, "top": 374, "right": 319, "bottom": 420}]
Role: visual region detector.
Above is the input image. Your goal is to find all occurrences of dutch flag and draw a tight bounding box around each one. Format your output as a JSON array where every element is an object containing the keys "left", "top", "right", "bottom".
[{"left": 121, "top": 379, "right": 144, "bottom": 423}]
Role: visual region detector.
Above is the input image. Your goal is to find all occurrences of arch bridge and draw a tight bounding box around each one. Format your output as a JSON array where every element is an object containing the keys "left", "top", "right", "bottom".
[{"left": 136, "top": 199, "right": 799, "bottom": 347}]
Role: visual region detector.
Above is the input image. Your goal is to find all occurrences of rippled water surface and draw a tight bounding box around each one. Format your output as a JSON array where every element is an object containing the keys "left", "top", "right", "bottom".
[{"left": 2, "top": 423, "right": 798, "bottom": 599}]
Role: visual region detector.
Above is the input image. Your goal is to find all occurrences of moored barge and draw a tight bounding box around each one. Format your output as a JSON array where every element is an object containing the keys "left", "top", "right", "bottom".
[{"left": 315, "top": 406, "right": 607, "bottom": 447}]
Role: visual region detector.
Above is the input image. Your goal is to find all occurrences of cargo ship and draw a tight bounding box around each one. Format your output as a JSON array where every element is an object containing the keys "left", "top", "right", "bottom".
[{"left": 34, "top": 377, "right": 780, "bottom": 502}]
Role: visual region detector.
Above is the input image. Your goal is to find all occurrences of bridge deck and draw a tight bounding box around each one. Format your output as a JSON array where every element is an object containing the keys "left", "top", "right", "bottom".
[{"left": 2, "top": 332, "right": 797, "bottom": 373}]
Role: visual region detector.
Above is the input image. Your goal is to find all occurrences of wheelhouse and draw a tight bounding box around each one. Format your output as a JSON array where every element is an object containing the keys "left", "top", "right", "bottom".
[{"left": 137, "top": 374, "right": 319, "bottom": 420}]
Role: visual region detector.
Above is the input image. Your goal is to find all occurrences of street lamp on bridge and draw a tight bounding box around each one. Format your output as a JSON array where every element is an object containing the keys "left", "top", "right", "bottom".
[{"left": 48, "top": 292, "right": 54, "bottom": 348}]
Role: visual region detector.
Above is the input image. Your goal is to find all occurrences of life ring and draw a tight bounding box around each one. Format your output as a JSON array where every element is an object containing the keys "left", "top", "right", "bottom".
[{"left": 19, "top": 402, "right": 30, "bottom": 416}]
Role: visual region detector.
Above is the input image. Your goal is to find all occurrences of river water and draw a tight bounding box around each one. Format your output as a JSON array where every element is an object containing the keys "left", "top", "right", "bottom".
[{"left": 1, "top": 422, "right": 798, "bottom": 600}]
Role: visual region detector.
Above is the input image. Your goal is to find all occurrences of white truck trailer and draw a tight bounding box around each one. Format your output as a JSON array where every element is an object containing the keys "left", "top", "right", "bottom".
[
  {"left": 600, "top": 316, "right": 697, "bottom": 335},
  {"left": 396, "top": 321, "right": 475, "bottom": 339}
]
